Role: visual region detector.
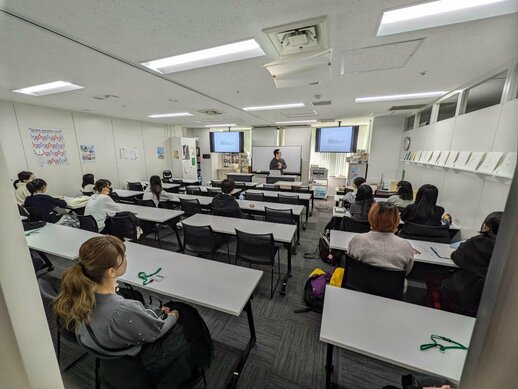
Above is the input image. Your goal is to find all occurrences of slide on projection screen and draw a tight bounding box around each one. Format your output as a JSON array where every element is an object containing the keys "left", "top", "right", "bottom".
[
  {"left": 252, "top": 146, "right": 302, "bottom": 174},
  {"left": 316, "top": 126, "right": 358, "bottom": 153},
  {"left": 210, "top": 132, "right": 244, "bottom": 153}
]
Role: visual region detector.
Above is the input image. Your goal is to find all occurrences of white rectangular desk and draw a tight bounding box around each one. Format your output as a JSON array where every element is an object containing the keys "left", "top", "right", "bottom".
[
  {"left": 210, "top": 180, "right": 259, "bottom": 188},
  {"left": 226, "top": 173, "right": 255, "bottom": 182},
  {"left": 266, "top": 175, "right": 299, "bottom": 184},
  {"left": 329, "top": 230, "right": 457, "bottom": 267},
  {"left": 171, "top": 178, "right": 201, "bottom": 185},
  {"left": 245, "top": 189, "right": 313, "bottom": 222},
  {"left": 181, "top": 213, "right": 297, "bottom": 295},
  {"left": 320, "top": 286, "right": 474, "bottom": 388},
  {"left": 112, "top": 189, "right": 144, "bottom": 199},
  {"left": 180, "top": 186, "right": 242, "bottom": 197},
  {"left": 25, "top": 224, "right": 262, "bottom": 388},
  {"left": 141, "top": 181, "right": 180, "bottom": 190}
]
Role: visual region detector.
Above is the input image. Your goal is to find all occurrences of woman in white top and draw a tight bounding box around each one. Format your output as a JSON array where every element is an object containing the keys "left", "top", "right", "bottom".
[
  {"left": 142, "top": 175, "right": 175, "bottom": 206},
  {"left": 81, "top": 173, "right": 95, "bottom": 195},
  {"left": 84, "top": 179, "right": 120, "bottom": 232},
  {"left": 387, "top": 180, "right": 414, "bottom": 208},
  {"left": 13, "top": 171, "right": 35, "bottom": 205}
]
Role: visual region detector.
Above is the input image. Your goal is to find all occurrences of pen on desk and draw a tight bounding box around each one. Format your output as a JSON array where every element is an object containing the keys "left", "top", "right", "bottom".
[{"left": 430, "top": 247, "right": 441, "bottom": 258}]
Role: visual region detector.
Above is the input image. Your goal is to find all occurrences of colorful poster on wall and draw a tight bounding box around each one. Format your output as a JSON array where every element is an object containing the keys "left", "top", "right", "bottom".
[
  {"left": 120, "top": 146, "right": 139, "bottom": 160},
  {"left": 29, "top": 128, "right": 68, "bottom": 166},
  {"left": 182, "top": 145, "right": 190, "bottom": 160},
  {"left": 156, "top": 146, "right": 165, "bottom": 160},
  {"left": 80, "top": 144, "right": 96, "bottom": 163}
]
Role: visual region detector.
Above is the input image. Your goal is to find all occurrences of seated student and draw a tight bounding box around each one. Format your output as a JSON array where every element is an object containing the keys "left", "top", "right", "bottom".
[
  {"left": 24, "top": 179, "right": 68, "bottom": 223},
  {"left": 81, "top": 173, "right": 95, "bottom": 195},
  {"left": 211, "top": 178, "right": 243, "bottom": 218},
  {"left": 142, "top": 175, "right": 175, "bottom": 206},
  {"left": 13, "top": 171, "right": 35, "bottom": 205},
  {"left": 349, "top": 184, "right": 375, "bottom": 221},
  {"left": 53, "top": 236, "right": 213, "bottom": 389},
  {"left": 343, "top": 176, "right": 366, "bottom": 204},
  {"left": 387, "top": 180, "right": 414, "bottom": 208},
  {"left": 440, "top": 212, "right": 503, "bottom": 316},
  {"left": 348, "top": 202, "right": 414, "bottom": 275},
  {"left": 400, "top": 184, "right": 444, "bottom": 226},
  {"left": 84, "top": 179, "right": 120, "bottom": 233}
]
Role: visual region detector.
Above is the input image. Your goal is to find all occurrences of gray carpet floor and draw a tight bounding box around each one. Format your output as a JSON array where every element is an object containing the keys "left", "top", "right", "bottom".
[{"left": 39, "top": 197, "right": 413, "bottom": 389}]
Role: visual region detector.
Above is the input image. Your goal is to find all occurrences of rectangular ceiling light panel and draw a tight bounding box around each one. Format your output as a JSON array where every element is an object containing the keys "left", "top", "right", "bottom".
[
  {"left": 275, "top": 120, "right": 317, "bottom": 124},
  {"left": 356, "top": 91, "right": 448, "bottom": 102},
  {"left": 147, "top": 113, "right": 193, "bottom": 118},
  {"left": 378, "top": 0, "right": 518, "bottom": 36},
  {"left": 12, "top": 81, "right": 84, "bottom": 96},
  {"left": 141, "top": 39, "right": 265, "bottom": 74},
  {"left": 243, "top": 103, "right": 305, "bottom": 111}
]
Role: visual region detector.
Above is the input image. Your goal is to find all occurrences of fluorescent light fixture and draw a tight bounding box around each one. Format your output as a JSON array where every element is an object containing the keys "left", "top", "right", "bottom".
[
  {"left": 355, "top": 91, "right": 448, "bottom": 103},
  {"left": 275, "top": 120, "right": 317, "bottom": 125},
  {"left": 12, "top": 81, "right": 84, "bottom": 96},
  {"left": 378, "top": 0, "right": 518, "bottom": 36},
  {"left": 243, "top": 103, "right": 305, "bottom": 111},
  {"left": 204, "top": 124, "right": 236, "bottom": 128},
  {"left": 147, "top": 112, "right": 193, "bottom": 118},
  {"left": 141, "top": 39, "right": 265, "bottom": 74}
]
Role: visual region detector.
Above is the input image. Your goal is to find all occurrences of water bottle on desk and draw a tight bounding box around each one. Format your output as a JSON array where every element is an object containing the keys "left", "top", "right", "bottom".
[{"left": 239, "top": 192, "right": 245, "bottom": 202}]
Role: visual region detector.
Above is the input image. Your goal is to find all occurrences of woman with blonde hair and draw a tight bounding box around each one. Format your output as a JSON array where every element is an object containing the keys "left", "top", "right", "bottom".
[{"left": 54, "top": 236, "right": 213, "bottom": 388}]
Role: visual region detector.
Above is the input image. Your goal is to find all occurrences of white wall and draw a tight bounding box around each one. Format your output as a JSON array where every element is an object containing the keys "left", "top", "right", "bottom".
[
  {"left": 368, "top": 115, "right": 406, "bottom": 184},
  {"left": 0, "top": 100, "right": 180, "bottom": 196},
  {"left": 284, "top": 126, "right": 311, "bottom": 184},
  {"left": 397, "top": 99, "right": 517, "bottom": 238}
]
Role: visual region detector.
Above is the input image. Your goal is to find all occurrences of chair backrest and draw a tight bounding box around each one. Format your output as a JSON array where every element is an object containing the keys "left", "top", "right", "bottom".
[
  {"left": 25, "top": 207, "right": 44, "bottom": 221},
  {"left": 185, "top": 186, "right": 202, "bottom": 195},
  {"left": 264, "top": 207, "right": 295, "bottom": 225},
  {"left": 180, "top": 198, "right": 202, "bottom": 217},
  {"left": 398, "top": 222, "right": 450, "bottom": 243},
  {"left": 127, "top": 182, "right": 144, "bottom": 191},
  {"left": 234, "top": 181, "right": 246, "bottom": 189},
  {"left": 172, "top": 179, "right": 183, "bottom": 185},
  {"left": 81, "top": 190, "right": 94, "bottom": 197},
  {"left": 162, "top": 170, "right": 172, "bottom": 181},
  {"left": 245, "top": 192, "right": 265, "bottom": 202},
  {"left": 235, "top": 229, "right": 275, "bottom": 265},
  {"left": 262, "top": 184, "right": 280, "bottom": 191},
  {"left": 206, "top": 187, "right": 222, "bottom": 197},
  {"left": 212, "top": 206, "right": 242, "bottom": 219},
  {"left": 136, "top": 199, "right": 156, "bottom": 208},
  {"left": 339, "top": 216, "right": 371, "bottom": 233},
  {"left": 37, "top": 278, "right": 58, "bottom": 302},
  {"left": 277, "top": 194, "right": 300, "bottom": 205},
  {"left": 18, "top": 204, "right": 30, "bottom": 217},
  {"left": 77, "top": 215, "right": 99, "bottom": 232},
  {"left": 107, "top": 215, "right": 138, "bottom": 240},
  {"left": 294, "top": 186, "right": 310, "bottom": 193},
  {"left": 210, "top": 180, "right": 222, "bottom": 187},
  {"left": 342, "top": 254, "right": 406, "bottom": 300},
  {"left": 182, "top": 224, "right": 218, "bottom": 254},
  {"left": 109, "top": 192, "right": 121, "bottom": 203}
]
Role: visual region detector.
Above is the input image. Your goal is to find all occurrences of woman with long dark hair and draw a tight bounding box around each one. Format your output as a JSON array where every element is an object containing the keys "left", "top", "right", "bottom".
[
  {"left": 53, "top": 236, "right": 213, "bottom": 388},
  {"left": 142, "top": 175, "right": 175, "bottom": 206},
  {"left": 24, "top": 178, "right": 68, "bottom": 223},
  {"left": 400, "top": 184, "right": 444, "bottom": 225},
  {"left": 349, "top": 184, "right": 375, "bottom": 221},
  {"left": 387, "top": 180, "right": 414, "bottom": 208},
  {"left": 81, "top": 173, "right": 95, "bottom": 195},
  {"left": 13, "top": 170, "right": 35, "bottom": 205},
  {"left": 84, "top": 179, "right": 120, "bottom": 232}
]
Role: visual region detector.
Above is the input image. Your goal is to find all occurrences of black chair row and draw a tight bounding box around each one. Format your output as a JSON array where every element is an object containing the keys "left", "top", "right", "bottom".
[{"left": 244, "top": 192, "right": 301, "bottom": 205}]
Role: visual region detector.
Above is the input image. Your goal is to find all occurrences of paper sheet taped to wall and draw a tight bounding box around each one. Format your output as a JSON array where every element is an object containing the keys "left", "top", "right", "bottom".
[{"left": 30, "top": 128, "right": 68, "bottom": 166}]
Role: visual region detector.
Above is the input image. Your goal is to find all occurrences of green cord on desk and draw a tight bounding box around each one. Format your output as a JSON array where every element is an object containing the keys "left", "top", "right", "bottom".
[
  {"left": 138, "top": 267, "right": 162, "bottom": 285},
  {"left": 420, "top": 334, "right": 468, "bottom": 353}
]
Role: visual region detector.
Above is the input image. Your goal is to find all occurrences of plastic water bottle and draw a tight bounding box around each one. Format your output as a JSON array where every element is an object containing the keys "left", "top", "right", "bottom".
[{"left": 239, "top": 192, "right": 245, "bottom": 202}]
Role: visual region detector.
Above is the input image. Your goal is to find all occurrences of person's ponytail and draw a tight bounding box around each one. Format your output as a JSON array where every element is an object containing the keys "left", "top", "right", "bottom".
[
  {"left": 13, "top": 171, "right": 34, "bottom": 189},
  {"left": 53, "top": 264, "right": 97, "bottom": 331}
]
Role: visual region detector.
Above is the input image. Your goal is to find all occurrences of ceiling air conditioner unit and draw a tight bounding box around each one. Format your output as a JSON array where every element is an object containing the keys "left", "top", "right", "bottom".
[{"left": 264, "top": 49, "right": 332, "bottom": 89}]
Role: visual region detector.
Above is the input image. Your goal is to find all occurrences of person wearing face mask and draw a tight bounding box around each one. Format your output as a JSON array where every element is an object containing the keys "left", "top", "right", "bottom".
[{"left": 84, "top": 179, "right": 121, "bottom": 232}]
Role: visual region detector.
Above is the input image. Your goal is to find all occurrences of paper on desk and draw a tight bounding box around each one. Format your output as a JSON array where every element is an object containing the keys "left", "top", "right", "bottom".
[{"left": 428, "top": 245, "right": 452, "bottom": 260}]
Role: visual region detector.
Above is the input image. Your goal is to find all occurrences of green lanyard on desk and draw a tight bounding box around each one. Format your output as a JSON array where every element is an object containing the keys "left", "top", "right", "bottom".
[
  {"left": 138, "top": 267, "right": 162, "bottom": 285},
  {"left": 420, "top": 334, "right": 468, "bottom": 353}
]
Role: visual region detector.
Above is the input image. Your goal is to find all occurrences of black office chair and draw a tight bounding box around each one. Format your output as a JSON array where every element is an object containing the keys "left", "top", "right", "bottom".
[
  {"left": 163, "top": 185, "right": 180, "bottom": 194},
  {"left": 186, "top": 186, "right": 202, "bottom": 195},
  {"left": 339, "top": 216, "right": 371, "bottom": 233},
  {"left": 109, "top": 192, "right": 121, "bottom": 203},
  {"left": 342, "top": 254, "right": 406, "bottom": 300},
  {"left": 235, "top": 229, "right": 281, "bottom": 299},
  {"left": 37, "top": 278, "right": 91, "bottom": 374},
  {"left": 77, "top": 215, "right": 99, "bottom": 232},
  {"left": 182, "top": 224, "right": 230, "bottom": 262},
  {"left": 127, "top": 182, "right": 144, "bottom": 191},
  {"left": 234, "top": 181, "right": 246, "bottom": 189},
  {"left": 206, "top": 187, "right": 222, "bottom": 197},
  {"left": 80, "top": 190, "right": 94, "bottom": 197},
  {"left": 265, "top": 207, "right": 296, "bottom": 226},
  {"left": 18, "top": 204, "right": 30, "bottom": 218},
  {"left": 136, "top": 199, "right": 156, "bottom": 208},
  {"left": 210, "top": 180, "right": 222, "bottom": 188},
  {"left": 24, "top": 206, "right": 44, "bottom": 222},
  {"left": 245, "top": 192, "right": 265, "bottom": 202},
  {"left": 212, "top": 207, "right": 243, "bottom": 219},
  {"left": 180, "top": 198, "right": 202, "bottom": 218},
  {"left": 294, "top": 185, "right": 310, "bottom": 193},
  {"left": 172, "top": 179, "right": 184, "bottom": 186},
  {"left": 278, "top": 194, "right": 300, "bottom": 205},
  {"left": 107, "top": 215, "right": 139, "bottom": 241},
  {"left": 162, "top": 170, "right": 172, "bottom": 183},
  {"left": 135, "top": 199, "right": 168, "bottom": 247},
  {"left": 398, "top": 222, "right": 451, "bottom": 244},
  {"left": 262, "top": 184, "right": 280, "bottom": 191}
]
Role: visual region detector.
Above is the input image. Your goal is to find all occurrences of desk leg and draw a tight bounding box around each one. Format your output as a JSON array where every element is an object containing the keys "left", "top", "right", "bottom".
[
  {"left": 36, "top": 251, "right": 54, "bottom": 272},
  {"left": 305, "top": 200, "right": 310, "bottom": 221},
  {"left": 171, "top": 220, "right": 184, "bottom": 252},
  {"left": 280, "top": 241, "right": 293, "bottom": 296},
  {"left": 228, "top": 299, "right": 256, "bottom": 388},
  {"left": 311, "top": 194, "right": 314, "bottom": 216},
  {"left": 325, "top": 343, "right": 334, "bottom": 389}
]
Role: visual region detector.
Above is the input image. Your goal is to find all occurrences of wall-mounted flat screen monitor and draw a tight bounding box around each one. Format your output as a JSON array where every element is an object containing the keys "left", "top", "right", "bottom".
[
  {"left": 315, "top": 126, "right": 359, "bottom": 153},
  {"left": 209, "top": 131, "right": 244, "bottom": 153}
]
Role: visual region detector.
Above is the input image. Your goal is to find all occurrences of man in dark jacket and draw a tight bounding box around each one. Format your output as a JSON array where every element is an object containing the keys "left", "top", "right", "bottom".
[
  {"left": 211, "top": 178, "right": 243, "bottom": 218},
  {"left": 441, "top": 212, "right": 503, "bottom": 316}
]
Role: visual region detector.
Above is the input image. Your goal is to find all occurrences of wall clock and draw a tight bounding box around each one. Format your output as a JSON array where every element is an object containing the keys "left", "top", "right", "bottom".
[{"left": 403, "top": 136, "right": 411, "bottom": 151}]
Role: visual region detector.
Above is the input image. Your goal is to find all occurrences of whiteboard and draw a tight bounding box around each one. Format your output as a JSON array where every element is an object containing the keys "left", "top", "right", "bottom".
[{"left": 252, "top": 146, "right": 302, "bottom": 174}]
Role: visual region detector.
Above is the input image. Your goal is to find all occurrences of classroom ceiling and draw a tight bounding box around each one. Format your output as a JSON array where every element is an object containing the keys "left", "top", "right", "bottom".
[{"left": 0, "top": 1, "right": 517, "bottom": 128}]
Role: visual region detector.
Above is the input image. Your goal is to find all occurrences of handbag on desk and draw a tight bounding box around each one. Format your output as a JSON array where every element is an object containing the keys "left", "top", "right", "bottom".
[{"left": 22, "top": 220, "right": 46, "bottom": 232}]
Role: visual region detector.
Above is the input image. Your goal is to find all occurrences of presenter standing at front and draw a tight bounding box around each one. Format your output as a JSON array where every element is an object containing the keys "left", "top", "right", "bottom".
[{"left": 269, "top": 149, "right": 287, "bottom": 173}]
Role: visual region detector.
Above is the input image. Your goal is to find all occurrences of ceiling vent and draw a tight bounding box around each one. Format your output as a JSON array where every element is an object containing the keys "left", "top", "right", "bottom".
[
  {"left": 197, "top": 109, "right": 222, "bottom": 115},
  {"left": 389, "top": 104, "right": 426, "bottom": 111},
  {"left": 263, "top": 16, "right": 328, "bottom": 56},
  {"left": 312, "top": 100, "right": 332, "bottom": 106},
  {"left": 282, "top": 110, "right": 317, "bottom": 118},
  {"left": 319, "top": 118, "right": 336, "bottom": 123}
]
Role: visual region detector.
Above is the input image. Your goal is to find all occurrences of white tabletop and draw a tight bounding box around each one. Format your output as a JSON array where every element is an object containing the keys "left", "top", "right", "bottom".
[
  {"left": 116, "top": 203, "right": 183, "bottom": 223},
  {"left": 211, "top": 180, "right": 259, "bottom": 188},
  {"left": 320, "top": 286, "right": 474, "bottom": 383},
  {"left": 227, "top": 173, "right": 255, "bottom": 177},
  {"left": 182, "top": 214, "right": 297, "bottom": 243},
  {"left": 181, "top": 186, "right": 241, "bottom": 196},
  {"left": 172, "top": 178, "right": 200, "bottom": 184},
  {"left": 334, "top": 195, "right": 385, "bottom": 202},
  {"left": 171, "top": 193, "right": 214, "bottom": 206},
  {"left": 112, "top": 189, "right": 144, "bottom": 198},
  {"left": 142, "top": 182, "right": 180, "bottom": 190},
  {"left": 260, "top": 181, "right": 303, "bottom": 188},
  {"left": 120, "top": 242, "right": 262, "bottom": 316},
  {"left": 245, "top": 189, "right": 312, "bottom": 201},
  {"left": 25, "top": 224, "right": 262, "bottom": 316},
  {"left": 25, "top": 223, "right": 98, "bottom": 260},
  {"left": 238, "top": 199, "right": 305, "bottom": 216},
  {"left": 329, "top": 230, "right": 457, "bottom": 267}
]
